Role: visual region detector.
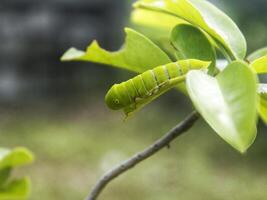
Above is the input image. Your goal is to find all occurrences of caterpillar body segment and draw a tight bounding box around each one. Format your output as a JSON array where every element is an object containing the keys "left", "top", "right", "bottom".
[
  {"left": 122, "top": 75, "right": 186, "bottom": 116},
  {"left": 105, "top": 59, "right": 210, "bottom": 115}
]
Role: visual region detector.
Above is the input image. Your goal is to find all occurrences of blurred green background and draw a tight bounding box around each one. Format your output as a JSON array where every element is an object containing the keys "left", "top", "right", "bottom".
[{"left": 0, "top": 0, "right": 267, "bottom": 199}]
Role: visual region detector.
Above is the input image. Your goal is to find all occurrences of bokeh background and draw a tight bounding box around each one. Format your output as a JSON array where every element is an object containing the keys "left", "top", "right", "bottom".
[{"left": 0, "top": 0, "right": 267, "bottom": 199}]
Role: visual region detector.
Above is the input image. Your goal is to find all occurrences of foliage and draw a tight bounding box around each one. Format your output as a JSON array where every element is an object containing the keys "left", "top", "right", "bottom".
[
  {"left": 0, "top": 147, "right": 34, "bottom": 199},
  {"left": 170, "top": 24, "right": 216, "bottom": 73},
  {"left": 61, "top": 28, "right": 171, "bottom": 73},
  {"left": 2, "top": 109, "right": 267, "bottom": 200},
  {"left": 187, "top": 61, "right": 258, "bottom": 153},
  {"left": 62, "top": 0, "right": 267, "bottom": 154},
  {"left": 248, "top": 47, "right": 267, "bottom": 62}
]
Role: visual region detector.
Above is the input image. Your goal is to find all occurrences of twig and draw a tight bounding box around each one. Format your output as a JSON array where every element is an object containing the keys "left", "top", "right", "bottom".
[{"left": 86, "top": 111, "right": 199, "bottom": 200}]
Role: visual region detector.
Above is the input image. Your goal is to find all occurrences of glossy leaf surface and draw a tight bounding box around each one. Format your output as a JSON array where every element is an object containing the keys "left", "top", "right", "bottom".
[
  {"left": 171, "top": 24, "right": 215, "bottom": 71},
  {"left": 131, "top": 9, "right": 184, "bottom": 59},
  {"left": 61, "top": 28, "right": 171, "bottom": 73},
  {"left": 248, "top": 47, "right": 267, "bottom": 62},
  {"left": 131, "top": 8, "right": 184, "bottom": 32},
  {"left": 134, "top": 0, "right": 247, "bottom": 60},
  {"left": 186, "top": 61, "right": 258, "bottom": 153},
  {"left": 251, "top": 56, "right": 267, "bottom": 74},
  {"left": 258, "top": 84, "right": 267, "bottom": 124}
]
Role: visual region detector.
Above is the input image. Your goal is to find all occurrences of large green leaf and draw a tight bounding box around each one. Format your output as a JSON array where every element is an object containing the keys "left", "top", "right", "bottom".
[
  {"left": 131, "top": 8, "right": 185, "bottom": 33},
  {"left": 247, "top": 47, "right": 267, "bottom": 62},
  {"left": 130, "top": 8, "right": 184, "bottom": 43},
  {"left": 0, "top": 148, "right": 34, "bottom": 170},
  {"left": 0, "top": 178, "right": 30, "bottom": 200},
  {"left": 170, "top": 24, "right": 215, "bottom": 93},
  {"left": 258, "top": 84, "right": 267, "bottom": 124},
  {"left": 134, "top": 0, "right": 247, "bottom": 60},
  {"left": 130, "top": 9, "right": 185, "bottom": 60},
  {"left": 186, "top": 61, "right": 258, "bottom": 153},
  {"left": 61, "top": 28, "right": 171, "bottom": 73},
  {"left": 170, "top": 24, "right": 216, "bottom": 71},
  {"left": 250, "top": 56, "right": 267, "bottom": 74}
]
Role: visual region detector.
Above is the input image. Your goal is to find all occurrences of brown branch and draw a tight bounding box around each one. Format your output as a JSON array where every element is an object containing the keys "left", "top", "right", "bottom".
[{"left": 85, "top": 111, "right": 199, "bottom": 200}]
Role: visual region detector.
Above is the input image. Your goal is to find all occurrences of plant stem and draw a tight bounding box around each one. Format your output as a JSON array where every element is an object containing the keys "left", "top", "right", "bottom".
[{"left": 85, "top": 111, "right": 199, "bottom": 200}]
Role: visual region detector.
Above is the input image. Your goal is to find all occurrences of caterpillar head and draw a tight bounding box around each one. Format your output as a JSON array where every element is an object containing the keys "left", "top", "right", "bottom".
[{"left": 105, "top": 84, "right": 124, "bottom": 110}]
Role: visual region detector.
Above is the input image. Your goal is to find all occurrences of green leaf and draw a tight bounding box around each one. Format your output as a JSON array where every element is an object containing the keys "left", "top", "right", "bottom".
[
  {"left": 186, "top": 61, "right": 258, "bottom": 153},
  {"left": 0, "top": 168, "right": 11, "bottom": 186},
  {"left": 134, "top": 0, "right": 247, "bottom": 60},
  {"left": 258, "top": 84, "right": 267, "bottom": 124},
  {"left": 61, "top": 28, "right": 171, "bottom": 73},
  {"left": 0, "top": 178, "right": 30, "bottom": 200},
  {"left": 0, "top": 148, "right": 34, "bottom": 170},
  {"left": 130, "top": 9, "right": 185, "bottom": 60},
  {"left": 170, "top": 24, "right": 216, "bottom": 72},
  {"left": 170, "top": 24, "right": 216, "bottom": 93},
  {"left": 250, "top": 56, "right": 267, "bottom": 74},
  {"left": 131, "top": 8, "right": 185, "bottom": 33},
  {"left": 130, "top": 8, "right": 184, "bottom": 44},
  {"left": 247, "top": 47, "right": 267, "bottom": 62},
  {"left": 0, "top": 148, "right": 33, "bottom": 199}
]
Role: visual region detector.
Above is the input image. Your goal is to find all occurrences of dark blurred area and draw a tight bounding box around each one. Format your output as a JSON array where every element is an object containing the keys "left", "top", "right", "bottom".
[{"left": 0, "top": 0, "right": 128, "bottom": 106}]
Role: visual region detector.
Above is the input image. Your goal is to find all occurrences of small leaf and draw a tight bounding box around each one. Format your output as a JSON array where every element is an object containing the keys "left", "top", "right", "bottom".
[
  {"left": 250, "top": 56, "right": 267, "bottom": 74},
  {"left": 134, "top": 0, "right": 247, "bottom": 60},
  {"left": 258, "top": 84, "right": 267, "bottom": 124},
  {"left": 186, "top": 61, "right": 258, "bottom": 153},
  {"left": 61, "top": 28, "right": 171, "bottom": 73},
  {"left": 0, "top": 178, "right": 30, "bottom": 200},
  {"left": 0, "top": 148, "right": 34, "bottom": 170},
  {"left": 247, "top": 47, "right": 267, "bottom": 62},
  {"left": 170, "top": 24, "right": 216, "bottom": 72},
  {"left": 0, "top": 168, "right": 11, "bottom": 186}
]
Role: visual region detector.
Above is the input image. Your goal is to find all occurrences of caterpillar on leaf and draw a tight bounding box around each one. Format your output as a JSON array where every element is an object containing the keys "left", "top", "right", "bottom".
[{"left": 105, "top": 59, "right": 211, "bottom": 116}]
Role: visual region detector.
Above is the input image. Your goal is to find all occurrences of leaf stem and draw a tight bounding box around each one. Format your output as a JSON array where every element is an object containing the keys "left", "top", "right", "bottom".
[{"left": 85, "top": 111, "right": 199, "bottom": 200}]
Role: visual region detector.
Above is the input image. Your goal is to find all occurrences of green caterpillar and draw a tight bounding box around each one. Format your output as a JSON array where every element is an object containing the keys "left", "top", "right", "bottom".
[{"left": 105, "top": 59, "right": 210, "bottom": 115}]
